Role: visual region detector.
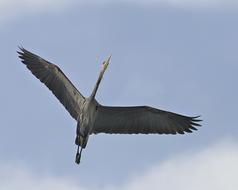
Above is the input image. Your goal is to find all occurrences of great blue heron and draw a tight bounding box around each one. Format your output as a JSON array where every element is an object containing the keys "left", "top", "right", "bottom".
[{"left": 18, "top": 47, "right": 201, "bottom": 164}]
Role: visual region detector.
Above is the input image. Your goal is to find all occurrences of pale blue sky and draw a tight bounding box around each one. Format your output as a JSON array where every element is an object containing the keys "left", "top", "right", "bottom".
[{"left": 1, "top": 1, "right": 238, "bottom": 189}]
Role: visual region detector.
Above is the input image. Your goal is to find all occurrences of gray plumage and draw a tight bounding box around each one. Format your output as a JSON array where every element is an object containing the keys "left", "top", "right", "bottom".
[{"left": 18, "top": 47, "right": 201, "bottom": 164}]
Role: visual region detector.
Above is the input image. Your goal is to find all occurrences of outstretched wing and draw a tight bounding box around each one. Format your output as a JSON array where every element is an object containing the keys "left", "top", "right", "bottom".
[
  {"left": 93, "top": 105, "right": 201, "bottom": 134},
  {"left": 18, "top": 47, "right": 85, "bottom": 120}
]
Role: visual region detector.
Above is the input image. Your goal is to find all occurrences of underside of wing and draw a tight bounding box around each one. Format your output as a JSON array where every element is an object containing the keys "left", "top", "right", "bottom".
[
  {"left": 18, "top": 47, "right": 85, "bottom": 120},
  {"left": 93, "top": 105, "right": 201, "bottom": 134}
]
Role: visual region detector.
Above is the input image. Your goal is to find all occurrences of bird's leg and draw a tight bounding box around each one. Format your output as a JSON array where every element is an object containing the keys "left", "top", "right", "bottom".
[
  {"left": 75, "top": 144, "right": 83, "bottom": 164},
  {"left": 75, "top": 119, "right": 82, "bottom": 164},
  {"left": 75, "top": 120, "right": 81, "bottom": 145},
  {"left": 75, "top": 130, "right": 84, "bottom": 164}
]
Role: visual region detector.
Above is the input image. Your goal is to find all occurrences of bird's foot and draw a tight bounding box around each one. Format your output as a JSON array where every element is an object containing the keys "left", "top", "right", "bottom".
[
  {"left": 75, "top": 145, "right": 83, "bottom": 165},
  {"left": 75, "top": 152, "right": 81, "bottom": 164}
]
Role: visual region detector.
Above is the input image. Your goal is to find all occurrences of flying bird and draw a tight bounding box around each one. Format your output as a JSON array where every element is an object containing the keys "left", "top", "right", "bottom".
[{"left": 18, "top": 47, "right": 201, "bottom": 164}]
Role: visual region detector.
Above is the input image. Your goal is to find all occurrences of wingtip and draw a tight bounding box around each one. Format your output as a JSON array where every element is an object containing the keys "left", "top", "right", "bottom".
[
  {"left": 188, "top": 115, "right": 202, "bottom": 133},
  {"left": 191, "top": 115, "right": 202, "bottom": 122},
  {"left": 17, "top": 45, "right": 25, "bottom": 56},
  {"left": 18, "top": 45, "right": 24, "bottom": 51}
]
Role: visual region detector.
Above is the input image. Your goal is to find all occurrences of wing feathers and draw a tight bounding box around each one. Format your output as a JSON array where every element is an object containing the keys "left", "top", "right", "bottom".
[
  {"left": 93, "top": 105, "right": 201, "bottom": 135},
  {"left": 18, "top": 47, "right": 85, "bottom": 120}
]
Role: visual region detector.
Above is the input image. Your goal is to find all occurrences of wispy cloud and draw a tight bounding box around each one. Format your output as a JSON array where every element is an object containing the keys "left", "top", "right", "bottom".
[
  {"left": 1, "top": 139, "right": 237, "bottom": 190},
  {"left": 0, "top": 0, "right": 74, "bottom": 24},
  {"left": 0, "top": 162, "right": 83, "bottom": 190},
  {"left": 120, "top": 0, "right": 238, "bottom": 8},
  {"left": 119, "top": 139, "right": 238, "bottom": 190},
  {"left": 1, "top": 0, "right": 238, "bottom": 25}
]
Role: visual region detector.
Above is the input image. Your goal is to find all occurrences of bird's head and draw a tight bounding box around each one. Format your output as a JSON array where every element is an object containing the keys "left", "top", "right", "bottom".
[{"left": 101, "top": 54, "right": 111, "bottom": 73}]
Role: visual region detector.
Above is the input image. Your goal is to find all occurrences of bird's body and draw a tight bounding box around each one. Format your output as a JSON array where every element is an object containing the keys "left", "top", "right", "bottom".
[
  {"left": 18, "top": 47, "right": 201, "bottom": 164},
  {"left": 76, "top": 98, "right": 98, "bottom": 147}
]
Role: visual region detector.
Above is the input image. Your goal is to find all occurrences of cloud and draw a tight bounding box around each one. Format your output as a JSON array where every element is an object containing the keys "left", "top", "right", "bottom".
[
  {"left": 1, "top": 0, "right": 238, "bottom": 25},
  {"left": 1, "top": 139, "right": 238, "bottom": 190},
  {"left": 0, "top": 162, "right": 84, "bottom": 190},
  {"left": 119, "top": 139, "right": 238, "bottom": 190},
  {"left": 0, "top": 0, "right": 75, "bottom": 24},
  {"left": 120, "top": 0, "right": 238, "bottom": 8}
]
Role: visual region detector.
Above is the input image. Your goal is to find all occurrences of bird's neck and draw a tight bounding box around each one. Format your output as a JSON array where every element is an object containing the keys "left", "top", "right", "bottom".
[
  {"left": 90, "top": 70, "right": 104, "bottom": 100},
  {"left": 90, "top": 55, "right": 110, "bottom": 100}
]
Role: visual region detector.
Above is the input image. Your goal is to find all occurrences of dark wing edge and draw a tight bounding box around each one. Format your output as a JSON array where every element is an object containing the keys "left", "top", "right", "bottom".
[
  {"left": 18, "top": 47, "right": 85, "bottom": 120},
  {"left": 92, "top": 105, "right": 202, "bottom": 135}
]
